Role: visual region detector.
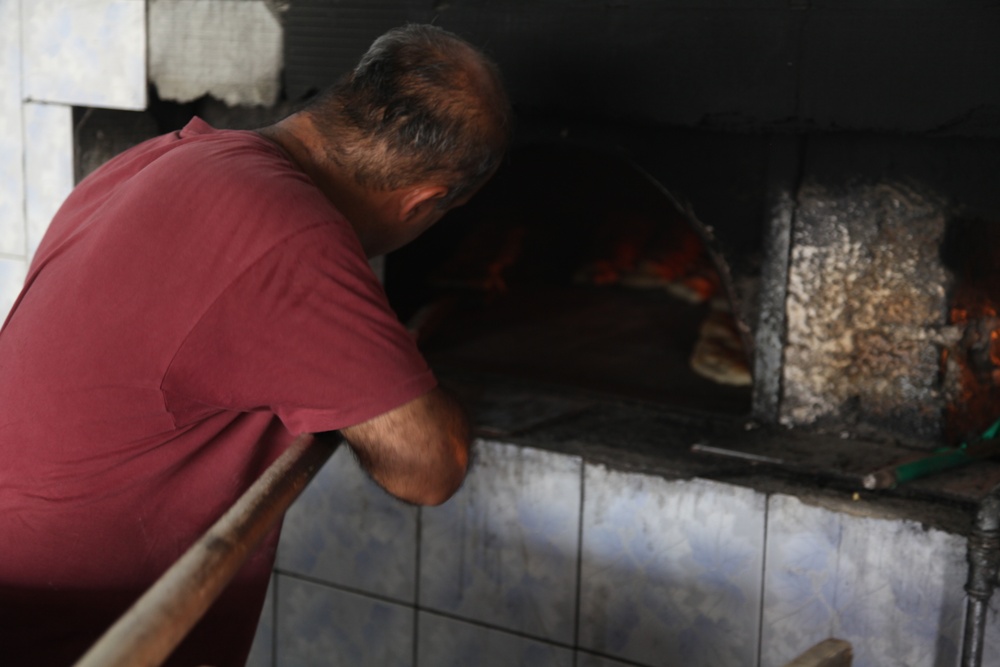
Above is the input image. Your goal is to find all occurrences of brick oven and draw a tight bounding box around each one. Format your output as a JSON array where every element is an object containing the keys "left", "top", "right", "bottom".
[
  {"left": 70, "top": 1, "right": 1000, "bottom": 457},
  {"left": 43, "top": 1, "right": 1000, "bottom": 665},
  {"left": 272, "top": 0, "right": 1000, "bottom": 455}
]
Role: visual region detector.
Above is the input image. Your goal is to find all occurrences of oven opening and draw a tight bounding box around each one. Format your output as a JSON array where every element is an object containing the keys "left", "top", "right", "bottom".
[
  {"left": 943, "top": 220, "right": 1000, "bottom": 445},
  {"left": 385, "top": 142, "right": 753, "bottom": 416}
]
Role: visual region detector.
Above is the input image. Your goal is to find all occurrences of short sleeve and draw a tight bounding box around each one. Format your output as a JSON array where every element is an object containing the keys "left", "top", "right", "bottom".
[{"left": 161, "top": 224, "right": 437, "bottom": 433}]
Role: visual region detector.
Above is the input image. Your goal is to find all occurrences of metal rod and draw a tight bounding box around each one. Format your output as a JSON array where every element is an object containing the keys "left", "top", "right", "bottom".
[
  {"left": 961, "top": 492, "right": 1000, "bottom": 667},
  {"left": 72, "top": 432, "right": 340, "bottom": 667},
  {"left": 863, "top": 419, "right": 1000, "bottom": 490}
]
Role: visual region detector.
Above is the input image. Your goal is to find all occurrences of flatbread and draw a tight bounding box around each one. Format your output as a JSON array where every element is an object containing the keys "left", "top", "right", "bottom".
[{"left": 690, "top": 307, "right": 752, "bottom": 386}]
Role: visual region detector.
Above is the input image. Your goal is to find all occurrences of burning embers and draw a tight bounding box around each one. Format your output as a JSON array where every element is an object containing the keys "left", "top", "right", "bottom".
[
  {"left": 775, "top": 181, "right": 1000, "bottom": 449},
  {"left": 572, "top": 209, "right": 719, "bottom": 304},
  {"left": 941, "top": 220, "right": 1000, "bottom": 446},
  {"left": 570, "top": 209, "right": 749, "bottom": 387},
  {"left": 391, "top": 143, "right": 753, "bottom": 410}
]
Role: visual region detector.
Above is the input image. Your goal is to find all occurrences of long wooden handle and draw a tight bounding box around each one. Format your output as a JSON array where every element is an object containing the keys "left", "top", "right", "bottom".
[{"left": 73, "top": 432, "right": 340, "bottom": 667}]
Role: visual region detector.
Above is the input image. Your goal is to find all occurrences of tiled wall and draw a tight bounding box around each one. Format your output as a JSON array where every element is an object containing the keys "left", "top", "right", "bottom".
[
  {"left": 251, "top": 440, "right": 977, "bottom": 667},
  {"left": 0, "top": 0, "right": 290, "bottom": 322},
  {"left": 0, "top": 0, "right": 146, "bottom": 321}
]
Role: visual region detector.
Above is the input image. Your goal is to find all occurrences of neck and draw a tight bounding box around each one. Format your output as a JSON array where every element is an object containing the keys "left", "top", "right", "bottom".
[{"left": 256, "top": 115, "right": 391, "bottom": 257}]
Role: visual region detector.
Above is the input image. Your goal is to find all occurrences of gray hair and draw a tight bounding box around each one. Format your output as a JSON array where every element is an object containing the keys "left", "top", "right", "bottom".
[{"left": 306, "top": 24, "right": 512, "bottom": 207}]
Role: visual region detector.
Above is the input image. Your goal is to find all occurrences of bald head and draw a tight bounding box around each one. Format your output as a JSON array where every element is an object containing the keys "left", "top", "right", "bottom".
[{"left": 304, "top": 24, "right": 512, "bottom": 207}]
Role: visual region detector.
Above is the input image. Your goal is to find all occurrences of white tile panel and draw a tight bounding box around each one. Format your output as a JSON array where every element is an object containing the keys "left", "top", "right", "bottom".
[
  {"left": 578, "top": 467, "right": 766, "bottom": 667},
  {"left": 417, "top": 612, "right": 574, "bottom": 667},
  {"left": 277, "top": 444, "right": 419, "bottom": 603},
  {"left": 419, "top": 441, "right": 583, "bottom": 644},
  {"left": 761, "top": 494, "right": 967, "bottom": 667},
  {"left": 23, "top": 102, "right": 74, "bottom": 260},
  {"left": 276, "top": 575, "right": 413, "bottom": 667},
  {"left": 246, "top": 574, "right": 275, "bottom": 667},
  {"left": 23, "top": 0, "right": 146, "bottom": 110},
  {"left": 0, "top": 256, "right": 28, "bottom": 323},
  {"left": 0, "top": 0, "right": 25, "bottom": 256},
  {"left": 575, "top": 651, "right": 641, "bottom": 667}
]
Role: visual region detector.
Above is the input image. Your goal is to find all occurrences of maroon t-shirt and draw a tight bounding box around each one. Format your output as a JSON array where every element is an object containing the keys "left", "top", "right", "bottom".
[{"left": 0, "top": 118, "right": 436, "bottom": 666}]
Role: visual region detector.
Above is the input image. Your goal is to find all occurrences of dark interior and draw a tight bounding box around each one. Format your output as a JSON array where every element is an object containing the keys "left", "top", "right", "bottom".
[
  {"left": 386, "top": 142, "right": 753, "bottom": 415},
  {"left": 72, "top": 1, "right": 1000, "bottom": 492}
]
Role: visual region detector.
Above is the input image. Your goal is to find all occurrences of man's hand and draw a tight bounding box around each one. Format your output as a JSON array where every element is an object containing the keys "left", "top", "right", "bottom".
[{"left": 339, "top": 387, "right": 470, "bottom": 505}]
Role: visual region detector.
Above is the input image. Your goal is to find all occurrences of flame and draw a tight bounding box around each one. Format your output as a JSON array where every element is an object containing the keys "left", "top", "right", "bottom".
[
  {"left": 951, "top": 304, "right": 997, "bottom": 324},
  {"left": 990, "top": 329, "right": 1000, "bottom": 367},
  {"left": 576, "top": 211, "right": 719, "bottom": 302},
  {"left": 481, "top": 226, "right": 526, "bottom": 293},
  {"left": 944, "top": 282, "right": 1000, "bottom": 443},
  {"left": 433, "top": 224, "right": 527, "bottom": 293}
]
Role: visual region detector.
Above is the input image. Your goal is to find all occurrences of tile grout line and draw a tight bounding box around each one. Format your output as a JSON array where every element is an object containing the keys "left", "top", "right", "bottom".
[
  {"left": 278, "top": 566, "right": 581, "bottom": 653},
  {"left": 276, "top": 560, "right": 656, "bottom": 666},
  {"left": 273, "top": 569, "right": 412, "bottom": 608},
  {"left": 17, "top": 0, "right": 28, "bottom": 262},
  {"left": 756, "top": 494, "right": 771, "bottom": 667},
  {"left": 572, "top": 460, "right": 585, "bottom": 667},
  {"left": 413, "top": 505, "right": 423, "bottom": 667},
  {"left": 271, "top": 573, "right": 280, "bottom": 667}
]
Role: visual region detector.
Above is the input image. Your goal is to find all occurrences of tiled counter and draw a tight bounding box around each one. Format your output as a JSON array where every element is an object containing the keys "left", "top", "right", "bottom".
[{"left": 249, "top": 381, "right": 988, "bottom": 667}]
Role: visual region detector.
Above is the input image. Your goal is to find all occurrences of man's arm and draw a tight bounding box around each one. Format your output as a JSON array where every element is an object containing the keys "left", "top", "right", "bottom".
[{"left": 339, "top": 387, "right": 470, "bottom": 505}]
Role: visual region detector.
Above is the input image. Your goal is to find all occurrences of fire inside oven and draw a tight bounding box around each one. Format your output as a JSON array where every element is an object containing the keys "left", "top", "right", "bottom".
[
  {"left": 943, "top": 221, "right": 1000, "bottom": 445},
  {"left": 385, "top": 142, "right": 753, "bottom": 416}
]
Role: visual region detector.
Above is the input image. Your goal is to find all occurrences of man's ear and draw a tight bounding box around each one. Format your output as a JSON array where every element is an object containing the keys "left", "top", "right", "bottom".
[{"left": 399, "top": 185, "right": 449, "bottom": 224}]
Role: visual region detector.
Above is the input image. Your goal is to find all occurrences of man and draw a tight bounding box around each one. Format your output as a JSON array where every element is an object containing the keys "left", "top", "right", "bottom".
[{"left": 0, "top": 24, "right": 510, "bottom": 666}]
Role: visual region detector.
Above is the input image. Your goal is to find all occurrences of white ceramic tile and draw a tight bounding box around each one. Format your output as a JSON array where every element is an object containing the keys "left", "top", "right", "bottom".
[
  {"left": 0, "top": 256, "right": 27, "bottom": 323},
  {"left": 419, "top": 440, "right": 583, "bottom": 644},
  {"left": 0, "top": 0, "right": 25, "bottom": 256},
  {"left": 23, "top": 0, "right": 146, "bottom": 110},
  {"left": 762, "top": 494, "right": 967, "bottom": 667},
  {"left": 246, "top": 574, "right": 276, "bottom": 667},
  {"left": 277, "top": 444, "right": 419, "bottom": 602},
  {"left": 23, "top": 102, "right": 77, "bottom": 261},
  {"left": 416, "top": 612, "right": 574, "bottom": 667},
  {"left": 578, "top": 466, "right": 766, "bottom": 667},
  {"left": 575, "top": 651, "right": 642, "bottom": 667},
  {"left": 276, "top": 575, "right": 414, "bottom": 667},
  {"left": 149, "top": 0, "right": 282, "bottom": 106}
]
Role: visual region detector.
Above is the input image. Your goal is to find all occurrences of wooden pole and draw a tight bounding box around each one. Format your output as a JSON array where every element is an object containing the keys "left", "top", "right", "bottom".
[
  {"left": 73, "top": 432, "right": 340, "bottom": 667},
  {"left": 781, "top": 638, "right": 853, "bottom": 667}
]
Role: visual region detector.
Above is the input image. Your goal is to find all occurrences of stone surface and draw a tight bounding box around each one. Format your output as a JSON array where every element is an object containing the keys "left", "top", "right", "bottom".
[
  {"left": 781, "top": 180, "right": 953, "bottom": 443},
  {"left": 149, "top": 0, "right": 283, "bottom": 107},
  {"left": 285, "top": 3, "right": 999, "bottom": 136},
  {"left": 798, "top": 7, "right": 1000, "bottom": 135}
]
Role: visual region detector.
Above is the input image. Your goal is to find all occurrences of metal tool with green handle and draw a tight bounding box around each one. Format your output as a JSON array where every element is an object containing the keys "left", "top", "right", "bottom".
[{"left": 863, "top": 418, "right": 1000, "bottom": 490}]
